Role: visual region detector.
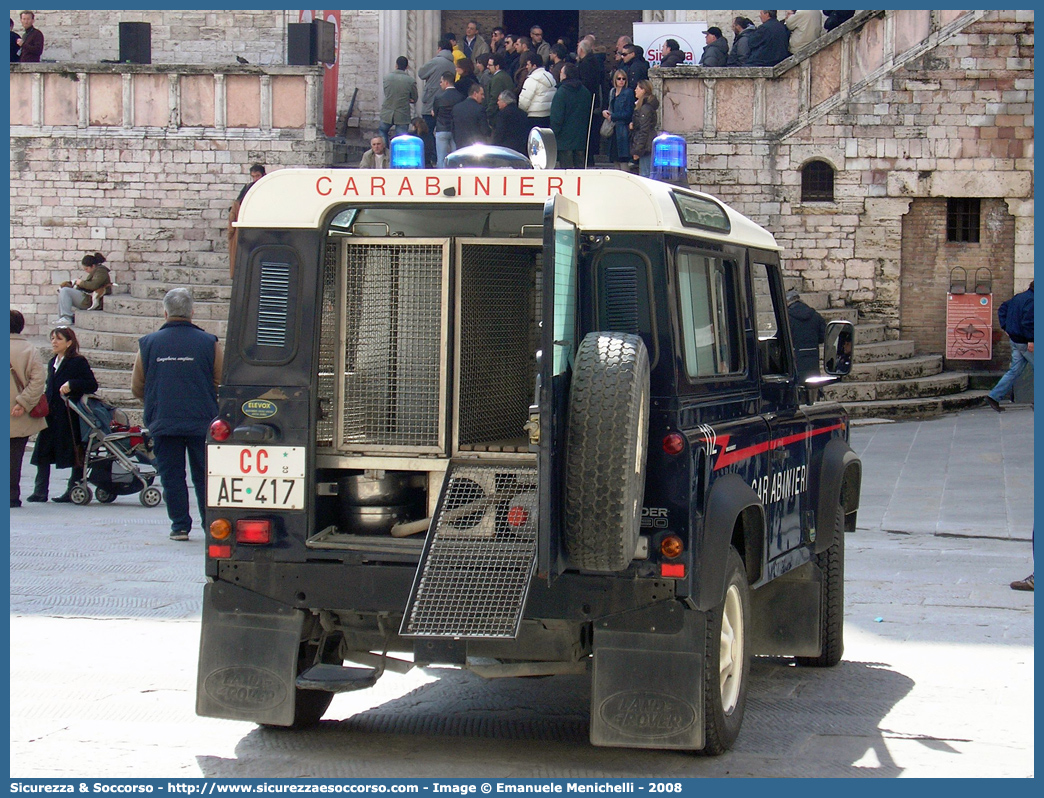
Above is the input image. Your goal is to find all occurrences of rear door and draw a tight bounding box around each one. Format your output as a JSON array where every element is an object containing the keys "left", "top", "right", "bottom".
[{"left": 537, "top": 194, "right": 580, "bottom": 578}]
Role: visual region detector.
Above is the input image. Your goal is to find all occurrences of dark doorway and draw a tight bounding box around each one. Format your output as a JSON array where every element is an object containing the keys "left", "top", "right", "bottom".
[{"left": 503, "top": 10, "right": 580, "bottom": 51}]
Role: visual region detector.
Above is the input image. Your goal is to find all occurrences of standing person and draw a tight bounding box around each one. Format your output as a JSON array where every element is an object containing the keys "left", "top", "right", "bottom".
[
  {"left": 518, "top": 52, "right": 557, "bottom": 131},
  {"left": 18, "top": 10, "right": 42, "bottom": 63},
  {"left": 629, "top": 79, "right": 659, "bottom": 177},
  {"left": 576, "top": 39, "right": 603, "bottom": 166},
  {"left": 432, "top": 71, "right": 464, "bottom": 167},
  {"left": 27, "top": 327, "right": 97, "bottom": 504},
  {"left": 602, "top": 69, "right": 635, "bottom": 169},
  {"left": 452, "top": 82, "right": 489, "bottom": 148},
  {"left": 11, "top": 18, "right": 20, "bottom": 62},
  {"left": 621, "top": 44, "right": 650, "bottom": 89},
  {"left": 492, "top": 91, "right": 530, "bottom": 154},
  {"left": 786, "top": 288, "right": 827, "bottom": 380},
  {"left": 550, "top": 63, "right": 593, "bottom": 168},
  {"left": 131, "top": 288, "right": 223, "bottom": 542},
  {"left": 485, "top": 51, "right": 514, "bottom": 126},
  {"left": 379, "top": 56, "right": 416, "bottom": 145},
  {"left": 698, "top": 28, "right": 729, "bottom": 67},
  {"left": 727, "top": 17, "right": 756, "bottom": 66},
  {"left": 10, "top": 309, "right": 47, "bottom": 508},
  {"left": 660, "top": 38, "right": 688, "bottom": 68},
  {"left": 489, "top": 26, "right": 506, "bottom": 54},
  {"left": 228, "top": 163, "right": 264, "bottom": 278},
  {"left": 747, "top": 10, "right": 791, "bottom": 67},
  {"left": 986, "top": 280, "right": 1034, "bottom": 413},
  {"left": 1010, "top": 527, "right": 1033, "bottom": 591},
  {"left": 475, "top": 53, "right": 493, "bottom": 95},
  {"left": 823, "top": 10, "right": 855, "bottom": 31},
  {"left": 358, "top": 136, "right": 389, "bottom": 168},
  {"left": 418, "top": 37, "right": 456, "bottom": 166},
  {"left": 454, "top": 56, "right": 479, "bottom": 98},
  {"left": 56, "top": 252, "right": 112, "bottom": 325},
  {"left": 529, "top": 25, "right": 551, "bottom": 66},
  {"left": 785, "top": 10, "right": 824, "bottom": 53},
  {"left": 461, "top": 20, "right": 489, "bottom": 61},
  {"left": 548, "top": 43, "right": 569, "bottom": 84}
]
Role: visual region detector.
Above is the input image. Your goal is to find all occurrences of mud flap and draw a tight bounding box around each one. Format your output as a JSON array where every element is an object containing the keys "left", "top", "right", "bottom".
[
  {"left": 591, "top": 601, "right": 707, "bottom": 750},
  {"left": 196, "top": 581, "right": 305, "bottom": 725}
]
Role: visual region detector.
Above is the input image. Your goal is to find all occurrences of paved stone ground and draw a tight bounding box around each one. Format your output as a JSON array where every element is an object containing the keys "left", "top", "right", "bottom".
[{"left": 8, "top": 406, "right": 1034, "bottom": 778}]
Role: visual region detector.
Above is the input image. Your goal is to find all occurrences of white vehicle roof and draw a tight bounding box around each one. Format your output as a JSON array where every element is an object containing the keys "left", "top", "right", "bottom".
[{"left": 237, "top": 168, "right": 780, "bottom": 252}]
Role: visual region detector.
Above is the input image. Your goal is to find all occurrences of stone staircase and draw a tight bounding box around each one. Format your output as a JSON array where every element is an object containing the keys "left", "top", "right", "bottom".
[
  {"left": 802, "top": 292, "right": 990, "bottom": 420},
  {"left": 47, "top": 271, "right": 989, "bottom": 425},
  {"left": 57, "top": 265, "right": 232, "bottom": 426}
]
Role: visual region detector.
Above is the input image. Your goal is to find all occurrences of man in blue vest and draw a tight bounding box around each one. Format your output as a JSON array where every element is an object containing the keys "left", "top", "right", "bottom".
[{"left": 131, "top": 288, "right": 223, "bottom": 541}]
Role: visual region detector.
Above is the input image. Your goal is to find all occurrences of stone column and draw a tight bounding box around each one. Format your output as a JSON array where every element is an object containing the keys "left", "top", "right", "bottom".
[{"left": 377, "top": 9, "right": 439, "bottom": 117}]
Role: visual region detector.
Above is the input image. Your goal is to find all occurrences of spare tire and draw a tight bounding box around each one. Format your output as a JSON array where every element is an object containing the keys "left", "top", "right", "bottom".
[{"left": 564, "top": 332, "right": 650, "bottom": 571}]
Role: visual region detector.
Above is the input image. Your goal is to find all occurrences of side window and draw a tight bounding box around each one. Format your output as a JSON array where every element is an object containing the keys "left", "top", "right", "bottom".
[
  {"left": 751, "top": 262, "right": 790, "bottom": 377},
  {"left": 676, "top": 248, "right": 742, "bottom": 378},
  {"left": 241, "top": 245, "right": 300, "bottom": 365}
]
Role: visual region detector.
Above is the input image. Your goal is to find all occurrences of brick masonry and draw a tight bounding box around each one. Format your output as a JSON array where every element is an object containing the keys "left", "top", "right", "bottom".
[{"left": 9, "top": 9, "right": 1034, "bottom": 357}]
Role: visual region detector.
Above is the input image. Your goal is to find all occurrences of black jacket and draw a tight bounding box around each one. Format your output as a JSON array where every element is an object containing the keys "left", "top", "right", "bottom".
[
  {"left": 747, "top": 18, "right": 791, "bottom": 67},
  {"left": 699, "top": 38, "right": 729, "bottom": 67},
  {"left": 727, "top": 27, "right": 754, "bottom": 66},
  {"left": 660, "top": 49, "right": 687, "bottom": 68},
  {"left": 492, "top": 102, "right": 530, "bottom": 154},
  {"left": 452, "top": 97, "right": 490, "bottom": 147},
  {"left": 433, "top": 86, "right": 465, "bottom": 132},
  {"left": 624, "top": 56, "right": 650, "bottom": 88},
  {"left": 787, "top": 300, "right": 827, "bottom": 378},
  {"left": 31, "top": 354, "right": 98, "bottom": 469},
  {"left": 823, "top": 10, "right": 855, "bottom": 31}
]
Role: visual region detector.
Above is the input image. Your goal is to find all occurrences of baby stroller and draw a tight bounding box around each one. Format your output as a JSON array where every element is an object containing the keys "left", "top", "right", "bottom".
[{"left": 63, "top": 395, "right": 163, "bottom": 507}]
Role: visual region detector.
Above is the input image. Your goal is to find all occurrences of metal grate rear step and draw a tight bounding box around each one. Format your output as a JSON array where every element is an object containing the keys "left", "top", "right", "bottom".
[{"left": 400, "top": 461, "right": 538, "bottom": 639}]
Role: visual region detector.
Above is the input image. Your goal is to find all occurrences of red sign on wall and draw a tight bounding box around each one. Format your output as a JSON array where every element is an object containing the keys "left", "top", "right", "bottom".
[
  {"left": 945, "top": 292, "right": 993, "bottom": 360},
  {"left": 299, "top": 10, "right": 341, "bottom": 137}
]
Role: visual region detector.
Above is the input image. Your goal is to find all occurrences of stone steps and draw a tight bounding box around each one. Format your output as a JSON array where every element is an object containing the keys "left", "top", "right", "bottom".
[
  {"left": 130, "top": 281, "right": 233, "bottom": 302},
  {"left": 824, "top": 372, "right": 968, "bottom": 403},
  {"left": 848, "top": 354, "right": 943, "bottom": 382},
  {"left": 852, "top": 338, "right": 916, "bottom": 363},
  {"left": 841, "top": 389, "right": 992, "bottom": 420}
]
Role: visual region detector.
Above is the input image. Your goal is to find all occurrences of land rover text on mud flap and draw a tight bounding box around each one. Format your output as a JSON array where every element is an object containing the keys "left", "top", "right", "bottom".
[{"left": 197, "top": 141, "right": 861, "bottom": 754}]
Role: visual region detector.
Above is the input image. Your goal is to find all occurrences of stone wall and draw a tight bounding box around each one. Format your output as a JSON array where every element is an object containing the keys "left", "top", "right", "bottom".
[{"left": 665, "top": 9, "right": 1034, "bottom": 338}]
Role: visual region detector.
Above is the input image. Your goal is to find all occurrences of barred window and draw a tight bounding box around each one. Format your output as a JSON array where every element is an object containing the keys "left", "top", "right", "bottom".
[
  {"left": 947, "top": 198, "right": 981, "bottom": 243},
  {"left": 801, "top": 160, "right": 835, "bottom": 202}
]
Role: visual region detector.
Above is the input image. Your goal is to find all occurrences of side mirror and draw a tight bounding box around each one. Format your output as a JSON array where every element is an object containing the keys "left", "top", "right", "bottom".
[{"left": 823, "top": 320, "right": 854, "bottom": 376}]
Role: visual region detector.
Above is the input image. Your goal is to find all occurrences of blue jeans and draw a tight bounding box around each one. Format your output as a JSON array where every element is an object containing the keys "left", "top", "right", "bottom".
[
  {"left": 378, "top": 121, "right": 402, "bottom": 146},
  {"left": 989, "top": 341, "right": 1034, "bottom": 402},
  {"left": 435, "top": 131, "right": 455, "bottom": 168},
  {"left": 152, "top": 434, "right": 207, "bottom": 534},
  {"left": 639, "top": 153, "right": 652, "bottom": 178}
]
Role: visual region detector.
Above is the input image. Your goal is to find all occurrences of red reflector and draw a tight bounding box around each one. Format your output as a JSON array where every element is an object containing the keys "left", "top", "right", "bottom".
[
  {"left": 662, "top": 433, "right": 685, "bottom": 456},
  {"left": 507, "top": 506, "right": 530, "bottom": 527},
  {"left": 209, "top": 418, "right": 232, "bottom": 442},
  {"left": 660, "top": 563, "right": 686, "bottom": 578},
  {"left": 236, "top": 519, "right": 272, "bottom": 544},
  {"left": 208, "top": 544, "right": 232, "bottom": 559}
]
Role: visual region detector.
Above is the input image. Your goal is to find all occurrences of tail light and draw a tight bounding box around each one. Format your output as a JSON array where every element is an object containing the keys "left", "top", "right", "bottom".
[
  {"left": 236, "top": 519, "right": 272, "bottom": 544},
  {"left": 208, "top": 544, "right": 232, "bottom": 559},
  {"left": 662, "top": 432, "right": 685, "bottom": 455},
  {"left": 209, "top": 518, "right": 232, "bottom": 540},
  {"left": 209, "top": 417, "right": 232, "bottom": 441},
  {"left": 660, "top": 534, "right": 683, "bottom": 559},
  {"left": 507, "top": 506, "right": 530, "bottom": 527}
]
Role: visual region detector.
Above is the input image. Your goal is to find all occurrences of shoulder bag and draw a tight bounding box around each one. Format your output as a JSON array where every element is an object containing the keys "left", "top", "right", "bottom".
[{"left": 10, "top": 364, "right": 49, "bottom": 418}]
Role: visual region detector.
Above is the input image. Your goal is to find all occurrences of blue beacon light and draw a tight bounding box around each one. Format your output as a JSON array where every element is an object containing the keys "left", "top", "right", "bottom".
[
  {"left": 390, "top": 134, "right": 424, "bottom": 168},
  {"left": 651, "top": 132, "right": 687, "bottom": 185}
]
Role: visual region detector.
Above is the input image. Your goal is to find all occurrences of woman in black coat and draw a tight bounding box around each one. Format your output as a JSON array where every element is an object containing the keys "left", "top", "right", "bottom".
[{"left": 28, "top": 327, "right": 98, "bottom": 502}]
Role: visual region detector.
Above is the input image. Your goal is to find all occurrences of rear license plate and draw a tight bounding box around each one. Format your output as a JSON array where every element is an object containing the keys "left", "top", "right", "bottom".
[{"left": 207, "top": 445, "right": 306, "bottom": 510}]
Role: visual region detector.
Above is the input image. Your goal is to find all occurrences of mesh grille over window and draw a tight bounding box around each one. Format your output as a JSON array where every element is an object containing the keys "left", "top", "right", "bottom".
[{"left": 801, "top": 160, "right": 835, "bottom": 202}]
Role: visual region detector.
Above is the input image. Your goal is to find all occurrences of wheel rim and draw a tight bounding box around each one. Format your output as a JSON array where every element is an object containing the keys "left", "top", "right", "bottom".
[{"left": 719, "top": 583, "right": 744, "bottom": 714}]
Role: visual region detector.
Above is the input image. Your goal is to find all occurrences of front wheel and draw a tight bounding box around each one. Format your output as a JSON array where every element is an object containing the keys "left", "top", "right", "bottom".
[
  {"left": 95, "top": 487, "right": 117, "bottom": 504},
  {"left": 70, "top": 485, "right": 92, "bottom": 505},
  {"left": 140, "top": 486, "right": 163, "bottom": 507},
  {"left": 701, "top": 547, "right": 751, "bottom": 755}
]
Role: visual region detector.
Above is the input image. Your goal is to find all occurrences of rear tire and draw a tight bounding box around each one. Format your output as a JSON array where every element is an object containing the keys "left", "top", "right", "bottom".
[
  {"left": 95, "top": 487, "right": 117, "bottom": 504},
  {"left": 701, "top": 547, "right": 751, "bottom": 755},
  {"left": 796, "top": 502, "right": 845, "bottom": 667},
  {"left": 564, "top": 332, "right": 650, "bottom": 572}
]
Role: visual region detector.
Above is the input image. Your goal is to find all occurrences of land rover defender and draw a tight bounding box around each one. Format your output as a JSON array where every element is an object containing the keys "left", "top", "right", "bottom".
[{"left": 197, "top": 147, "right": 861, "bottom": 754}]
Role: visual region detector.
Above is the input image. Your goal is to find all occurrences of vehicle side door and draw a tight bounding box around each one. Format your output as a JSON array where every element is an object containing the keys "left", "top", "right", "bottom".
[{"left": 749, "top": 259, "right": 812, "bottom": 573}]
